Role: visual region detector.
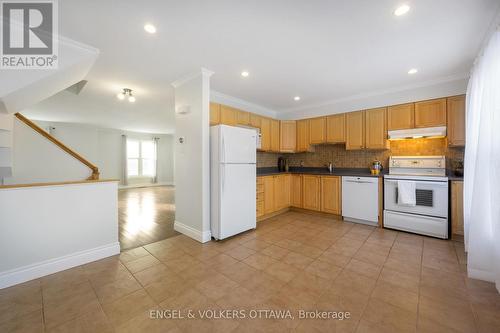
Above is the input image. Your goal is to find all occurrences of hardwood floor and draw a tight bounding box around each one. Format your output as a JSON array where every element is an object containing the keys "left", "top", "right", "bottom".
[{"left": 118, "top": 186, "right": 178, "bottom": 250}]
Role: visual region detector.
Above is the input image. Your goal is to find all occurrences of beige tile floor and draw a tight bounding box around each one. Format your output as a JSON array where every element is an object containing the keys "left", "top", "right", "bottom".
[{"left": 1, "top": 211, "right": 500, "bottom": 333}]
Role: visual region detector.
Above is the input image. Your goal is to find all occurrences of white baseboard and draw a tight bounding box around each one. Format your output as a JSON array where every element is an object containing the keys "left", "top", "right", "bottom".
[
  {"left": 468, "top": 267, "right": 497, "bottom": 290},
  {"left": 174, "top": 220, "right": 211, "bottom": 243},
  {"left": 119, "top": 181, "right": 174, "bottom": 189},
  {"left": 0, "top": 242, "right": 120, "bottom": 289}
]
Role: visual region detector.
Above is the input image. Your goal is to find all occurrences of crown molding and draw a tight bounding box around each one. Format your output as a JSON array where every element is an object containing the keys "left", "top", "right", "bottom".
[
  {"left": 171, "top": 68, "right": 214, "bottom": 88},
  {"left": 210, "top": 91, "right": 278, "bottom": 118},
  {"left": 281, "top": 72, "right": 470, "bottom": 114}
]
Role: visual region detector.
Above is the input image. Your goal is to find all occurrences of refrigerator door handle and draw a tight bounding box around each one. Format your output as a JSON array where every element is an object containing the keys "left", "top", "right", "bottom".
[
  {"left": 221, "top": 164, "right": 225, "bottom": 194},
  {"left": 221, "top": 133, "right": 225, "bottom": 163}
]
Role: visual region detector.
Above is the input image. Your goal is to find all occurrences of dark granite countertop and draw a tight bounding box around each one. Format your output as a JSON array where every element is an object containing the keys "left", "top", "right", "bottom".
[
  {"left": 257, "top": 167, "right": 387, "bottom": 178},
  {"left": 447, "top": 170, "right": 464, "bottom": 181}
]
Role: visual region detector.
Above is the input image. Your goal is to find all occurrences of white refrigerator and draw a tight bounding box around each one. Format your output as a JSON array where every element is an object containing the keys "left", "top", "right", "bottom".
[{"left": 210, "top": 125, "right": 257, "bottom": 240}]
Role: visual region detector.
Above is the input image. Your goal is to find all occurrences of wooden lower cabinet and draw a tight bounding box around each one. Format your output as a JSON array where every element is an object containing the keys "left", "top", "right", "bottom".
[
  {"left": 321, "top": 176, "right": 341, "bottom": 214},
  {"left": 274, "top": 174, "right": 291, "bottom": 210},
  {"left": 303, "top": 175, "right": 321, "bottom": 211},
  {"left": 291, "top": 174, "right": 303, "bottom": 208},
  {"left": 258, "top": 173, "right": 342, "bottom": 219},
  {"left": 262, "top": 176, "right": 275, "bottom": 214},
  {"left": 451, "top": 181, "right": 464, "bottom": 238}
]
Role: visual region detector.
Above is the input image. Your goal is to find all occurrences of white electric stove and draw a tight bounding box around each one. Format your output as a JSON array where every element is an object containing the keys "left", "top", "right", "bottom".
[{"left": 383, "top": 156, "right": 449, "bottom": 239}]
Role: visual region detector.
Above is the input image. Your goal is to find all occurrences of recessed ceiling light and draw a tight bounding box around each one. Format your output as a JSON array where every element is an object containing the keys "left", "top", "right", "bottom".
[
  {"left": 294, "top": 96, "right": 301, "bottom": 101},
  {"left": 408, "top": 68, "right": 418, "bottom": 75},
  {"left": 116, "top": 92, "right": 125, "bottom": 100},
  {"left": 144, "top": 24, "right": 156, "bottom": 34},
  {"left": 394, "top": 4, "right": 410, "bottom": 16},
  {"left": 241, "top": 71, "right": 249, "bottom": 77}
]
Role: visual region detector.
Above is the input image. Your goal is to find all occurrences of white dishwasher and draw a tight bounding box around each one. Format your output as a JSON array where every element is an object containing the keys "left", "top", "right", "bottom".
[{"left": 342, "top": 176, "right": 379, "bottom": 226}]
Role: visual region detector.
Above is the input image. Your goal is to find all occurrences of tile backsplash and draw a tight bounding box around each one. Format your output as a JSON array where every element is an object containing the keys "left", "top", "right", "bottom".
[{"left": 257, "top": 138, "right": 464, "bottom": 170}]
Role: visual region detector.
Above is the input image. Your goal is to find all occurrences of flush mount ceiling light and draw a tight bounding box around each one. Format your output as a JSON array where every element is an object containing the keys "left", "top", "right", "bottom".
[
  {"left": 394, "top": 4, "right": 410, "bottom": 16},
  {"left": 144, "top": 23, "right": 156, "bottom": 34},
  {"left": 241, "top": 71, "right": 249, "bottom": 77},
  {"left": 408, "top": 68, "right": 418, "bottom": 74},
  {"left": 294, "top": 96, "right": 301, "bottom": 101},
  {"left": 117, "top": 88, "right": 136, "bottom": 103}
]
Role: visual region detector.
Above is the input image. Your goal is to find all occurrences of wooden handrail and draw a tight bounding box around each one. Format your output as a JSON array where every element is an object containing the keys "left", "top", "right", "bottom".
[
  {"left": 0, "top": 179, "right": 118, "bottom": 189},
  {"left": 14, "top": 113, "right": 100, "bottom": 180}
]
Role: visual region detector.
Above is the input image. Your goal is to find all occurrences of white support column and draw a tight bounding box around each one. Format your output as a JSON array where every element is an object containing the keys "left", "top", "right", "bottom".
[{"left": 171, "top": 68, "right": 213, "bottom": 243}]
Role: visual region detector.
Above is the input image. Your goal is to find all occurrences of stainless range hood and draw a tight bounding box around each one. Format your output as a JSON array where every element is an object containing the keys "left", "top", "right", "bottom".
[{"left": 388, "top": 126, "right": 447, "bottom": 140}]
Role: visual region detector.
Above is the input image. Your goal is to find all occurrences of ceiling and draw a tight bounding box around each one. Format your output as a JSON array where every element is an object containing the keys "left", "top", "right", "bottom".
[{"left": 23, "top": 0, "right": 500, "bottom": 133}]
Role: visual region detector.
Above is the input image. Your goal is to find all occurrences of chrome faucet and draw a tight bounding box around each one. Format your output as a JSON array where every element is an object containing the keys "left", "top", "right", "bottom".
[{"left": 326, "top": 162, "right": 334, "bottom": 173}]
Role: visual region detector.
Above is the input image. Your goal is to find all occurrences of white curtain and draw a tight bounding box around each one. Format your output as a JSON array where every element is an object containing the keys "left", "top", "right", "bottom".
[
  {"left": 153, "top": 137, "right": 159, "bottom": 184},
  {"left": 121, "top": 135, "right": 128, "bottom": 186},
  {"left": 464, "top": 30, "right": 500, "bottom": 292}
]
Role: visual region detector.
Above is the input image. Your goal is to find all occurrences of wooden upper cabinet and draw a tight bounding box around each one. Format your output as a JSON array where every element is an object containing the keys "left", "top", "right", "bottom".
[
  {"left": 220, "top": 105, "right": 238, "bottom": 126},
  {"left": 249, "top": 113, "right": 261, "bottom": 129},
  {"left": 210, "top": 102, "right": 220, "bottom": 126},
  {"left": 302, "top": 175, "right": 321, "bottom": 211},
  {"left": 387, "top": 103, "right": 415, "bottom": 130},
  {"left": 260, "top": 117, "right": 271, "bottom": 151},
  {"left": 365, "top": 107, "right": 388, "bottom": 150},
  {"left": 291, "top": 174, "right": 303, "bottom": 208},
  {"left": 280, "top": 120, "right": 296, "bottom": 153},
  {"left": 321, "top": 176, "right": 341, "bottom": 215},
  {"left": 447, "top": 95, "right": 466, "bottom": 147},
  {"left": 345, "top": 111, "right": 365, "bottom": 150},
  {"left": 236, "top": 110, "right": 250, "bottom": 126},
  {"left": 270, "top": 119, "right": 280, "bottom": 152},
  {"left": 415, "top": 98, "right": 447, "bottom": 128},
  {"left": 296, "top": 119, "right": 310, "bottom": 152},
  {"left": 309, "top": 117, "right": 326, "bottom": 144},
  {"left": 326, "top": 114, "right": 345, "bottom": 143},
  {"left": 274, "top": 174, "right": 291, "bottom": 211},
  {"left": 263, "top": 176, "right": 275, "bottom": 214}
]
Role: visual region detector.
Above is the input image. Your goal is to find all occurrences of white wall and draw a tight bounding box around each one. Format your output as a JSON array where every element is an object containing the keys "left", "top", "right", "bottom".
[
  {"left": 3, "top": 118, "right": 91, "bottom": 185},
  {"left": 0, "top": 181, "right": 119, "bottom": 288},
  {"left": 13, "top": 120, "right": 175, "bottom": 186},
  {"left": 280, "top": 76, "right": 469, "bottom": 120},
  {"left": 172, "top": 69, "right": 212, "bottom": 243}
]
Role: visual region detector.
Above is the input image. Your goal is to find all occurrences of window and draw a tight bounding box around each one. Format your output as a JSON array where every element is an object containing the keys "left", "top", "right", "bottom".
[{"left": 127, "top": 139, "right": 156, "bottom": 178}]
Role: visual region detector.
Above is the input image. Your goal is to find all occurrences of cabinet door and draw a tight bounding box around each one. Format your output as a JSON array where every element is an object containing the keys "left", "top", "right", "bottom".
[
  {"left": 270, "top": 119, "right": 280, "bottom": 152},
  {"left": 387, "top": 103, "right": 414, "bottom": 130},
  {"left": 365, "top": 107, "right": 388, "bottom": 150},
  {"left": 280, "top": 120, "right": 296, "bottom": 152},
  {"left": 260, "top": 118, "right": 271, "bottom": 151},
  {"left": 210, "top": 102, "right": 220, "bottom": 126},
  {"left": 346, "top": 111, "right": 365, "bottom": 150},
  {"left": 451, "top": 181, "right": 464, "bottom": 237},
  {"left": 326, "top": 114, "right": 345, "bottom": 143},
  {"left": 303, "top": 175, "right": 321, "bottom": 211},
  {"left": 321, "top": 176, "right": 341, "bottom": 215},
  {"left": 296, "top": 119, "right": 310, "bottom": 152},
  {"left": 263, "top": 176, "right": 275, "bottom": 214},
  {"left": 274, "top": 174, "right": 291, "bottom": 210},
  {"left": 291, "top": 174, "right": 303, "bottom": 208},
  {"left": 447, "top": 95, "right": 465, "bottom": 147},
  {"left": 257, "top": 177, "right": 264, "bottom": 218},
  {"left": 415, "top": 98, "right": 447, "bottom": 128},
  {"left": 220, "top": 105, "right": 238, "bottom": 126},
  {"left": 249, "top": 113, "right": 261, "bottom": 129},
  {"left": 309, "top": 117, "right": 326, "bottom": 144},
  {"left": 237, "top": 110, "right": 250, "bottom": 126}
]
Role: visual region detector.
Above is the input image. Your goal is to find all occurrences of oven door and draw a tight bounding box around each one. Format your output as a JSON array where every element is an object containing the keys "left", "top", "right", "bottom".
[{"left": 384, "top": 179, "right": 448, "bottom": 218}]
